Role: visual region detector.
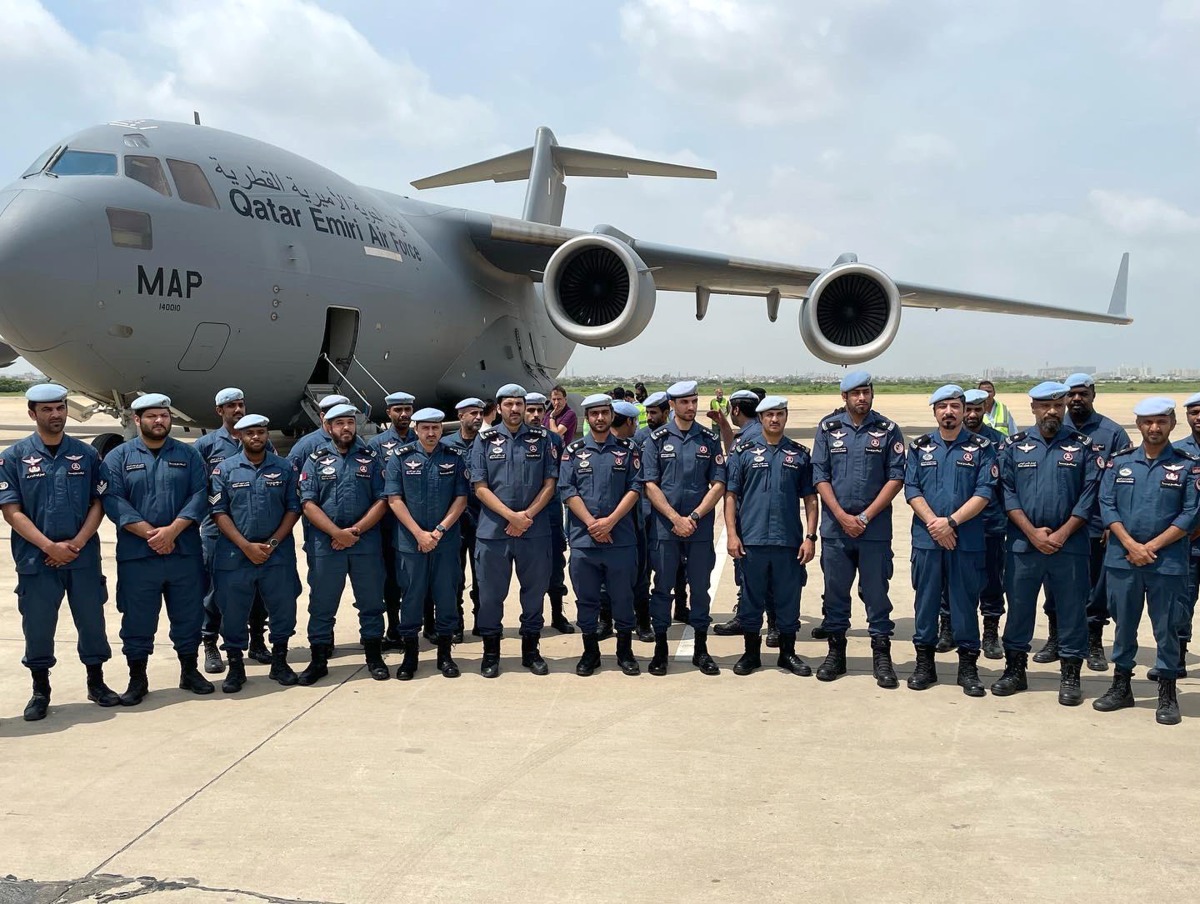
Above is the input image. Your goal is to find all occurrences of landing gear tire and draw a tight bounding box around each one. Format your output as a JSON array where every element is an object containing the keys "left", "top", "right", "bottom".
[{"left": 91, "top": 433, "right": 124, "bottom": 457}]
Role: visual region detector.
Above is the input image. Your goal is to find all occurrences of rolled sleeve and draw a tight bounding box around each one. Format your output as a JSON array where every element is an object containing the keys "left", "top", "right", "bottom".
[
  {"left": 383, "top": 455, "right": 404, "bottom": 498},
  {"left": 208, "top": 468, "right": 231, "bottom": 516},
  {"left": 725, "top": 452, "right": 743, "bottom": 497},
  {"left": 178, "top": 451, "right": 208, "bottom": 523},
  {"left": 1070, "top": 452, "right": 1102, "bottom": 523},
  {"left": 0, "top": 456, "right": 21, "bottom": 504},
  {"left": 640, "top": 437, "right": 661, "bottom": 485},
  {"left": 999, "top": 446, "right": 1021, "bottom": 513},
  {"left": 285, "top": 464, "right": 303, "bottom": 514},
  {"left": 557, "top": 455, "right": 579, "bottom": 502},
  {"left": 467, "top": 438, "right": 488, "bottom": 486},
  {"left": 798, "top": 457, "right": 815, "bottom": 498},
  {"left": 1098, "top": 467, "right": 1119, "bottom": 528},
  {"left": 886, "top": 426, "right": 907, "bottom": 481},
  {"left": 971, "top": 445, "right": 997, "bottom": 503},
  {"left": 810, "top": 430, "right": 830, "bottom": 485},
  {"left": 1171, "top": 473, "right": 1200, "bottom": 532},
  {"left": 903, "top": 449, "right": 923, "bottom": 503}
]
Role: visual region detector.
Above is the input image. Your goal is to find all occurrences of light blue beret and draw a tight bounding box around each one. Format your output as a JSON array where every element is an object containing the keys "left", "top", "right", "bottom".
[
  {"left": 455, "top": 397, "right": 484, "bottom": 411},
  {"left": 613, "top": 401, "right": 640, "bottom": 418},
  {"left": 317, "top": 394, "right": 349, "bottom": 411},
  {"left": 496, "top": 383, "right": 527, "bottom": 401},
  {"left": 963, "top": 389, "right": 989, "bottom": 405},
  {"left": 25, "top": 383, "right": 68, "bottom": 403},
  {"left": 1064, "top": 373, "right": 1094, "bottom": 390},
  {"left": 667, "top": 380, "right": 698, "bottom": 399},
  {"left": 411, "top": 407, "right": 444, "bottom": 423},
  {"left": 214, "top": 387, "right": 244, "bottom": 405},
  {"left": 1028, "top": 381, "right": 1069, "bottom": 401},
  {"left": 582, "top": 393, "right": 613, "bottom": 410},
  {"left": 1133, "top": 397, "right": 1175, "bottom": 417},
  {"left": 1184, "top": 392, "right": 1200, "bottom": 409},
  {"left": 525, "top": 392, "right": 549, "bottom": 406},
  {"left": 839, "top": 370, "right": 872, "bottom": 392},
  {"left": 929, "top": 384, "right": 964, "bottom": 405},
  {"left": 131, "top": 393, "right": 171, "bottom": 412},
  {"left": 234, "top": 414, "right": 269, "bottom": 430},
  {"left": 644, "top": 391, "right": 669, "bottom": 408},
  {"left": 324, "top": 403, "right": 358, "bottom": 421},
  {"left": 728, "top": 389, "right": 758, "bottom": 403},
  {"left": 756, "top": 395, "right": 788, "bottom": 413},
  {"left": 385, "top": 391, "right": 415, "bottom": 406}
]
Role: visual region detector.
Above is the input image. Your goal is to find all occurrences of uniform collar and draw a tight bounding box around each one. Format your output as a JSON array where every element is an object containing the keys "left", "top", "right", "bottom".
[
  {"left": 1067, "top": 410, "right": 1104, "bottom": 432},
  {"left": 1176, "top": 434, "right": 1200, "bottom": 454},
  {"left": 27, "top": 431, "right": 73, "bottom": 457},
  {"left": 1024, "top": 427, "right": 1069, "bottom": 448},
  {"left": 837, "top": 409, "right": 880, "bottom": 429},
  {"left": 497, "top": 421, "right": 531, "bottom": 440},
  {"left": 933, "top": 428, "right": 971, "bottom": 449},
  {"left": 387, "top": 425, "right": 415, "bottom": 443},
  {"left": 411, "top": 441, "right": 443, "bottom": 458},
  {"left": 1134, "top": 443, "right": 1181, "bottom": 467},
  {"left": 230, "top": 450, "right": 277, "bottom": 471},
  {"left": 132, "top": 434, "right": 173, "bottom": 455},
  {"left": 584, "top": 431, "right": 618, "bottom": 451},
  {"left": 666, "top": 418, "right": 700, "bottom": 439}
]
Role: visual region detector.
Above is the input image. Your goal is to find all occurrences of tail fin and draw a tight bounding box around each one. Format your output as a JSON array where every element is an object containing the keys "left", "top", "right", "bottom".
[
  {"left": 411, "top": 126, "right": 715, "bottom": 226},
  {"left": 1108, "top": 252, "right": 1130, "bottom": 319}
]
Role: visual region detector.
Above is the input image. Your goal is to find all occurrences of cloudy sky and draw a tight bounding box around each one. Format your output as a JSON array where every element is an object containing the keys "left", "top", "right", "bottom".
[{"left": 1, "top": 0, "right": 1197, "bottom": 378}]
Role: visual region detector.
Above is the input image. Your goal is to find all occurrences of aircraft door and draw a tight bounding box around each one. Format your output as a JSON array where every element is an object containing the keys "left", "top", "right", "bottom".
[{"left": 309, "top": 306, "right": 359, "bottom": 385}]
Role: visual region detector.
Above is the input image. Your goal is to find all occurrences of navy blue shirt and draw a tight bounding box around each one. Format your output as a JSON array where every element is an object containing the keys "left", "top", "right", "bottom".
[
  {"left": 288, "top": 428, "right": 333, "bottom": 469},
  {"left": 970, "top": 424, "right": 1008, "bottom": 536},
  {"left": 208, "top": 450, "right": 301, "bottom": 570},
  {"left": 558, "top": 433, "right": 641, "bottom": 548},
  {"left": 1100, "top": 443, "right": 1200, "bottom": 575},
  {"left": 369, "top": 425, "right": 417, "bottom": 462},
  {"left": 726, "top": 435, "right": 815, "bottom": 548},
  {"left": 1174, "top": 432, "right": 1200, "bottom": 557},
  {"left": 0, "top": 433, "right": 108, "bottom": 574},
  {"left": 384, "top": 441, "right": 469, "bottom": 552},
  {"left": 1066, "top": 410, "right": 1132, "bottom": 537},
  {"left": 904, "top": 428, "right": 997, "bottom": 553},
  {"left": 298, "top": 437, "right": 385, "bottom": 557},
  {"left": 640, "top": 420, "right": 726, "bottom": 543},
  {"left": 442, "top": 431, "right": 482, "bottom": 525},
  {"left": 467, "top": 422, "right": 558, "bottom": 541},
  {"left": 999, "top": 428, "right": 1101, "bottom": 556},
  {"left": 195, "top": 427, "right": 275, "bottom": 537},
  {"left": 811, "top": 409, "right": 905, "bottom": 541},
  {"left": 103, "top": 437, "right": 207, "bottom": 561}
]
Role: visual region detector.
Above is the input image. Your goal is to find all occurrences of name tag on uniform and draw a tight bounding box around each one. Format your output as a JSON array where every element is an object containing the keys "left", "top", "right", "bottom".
[
  {"left": 125, "top": 462, "right": 145, "bottom": 471},
  {"left": 231, "top": 481, "right": 251, "bottom": 488},
  {"left": 488, "top": 448, "right": 506, "bottom": 460},
  {"left": 920, "top": 460, "right": 937, "bottom": 467},
  {"left": 265, "top": 480, "right": 284, "bottom": 487},
  {"left": 751, "top": 461, "right": 769, "bottom": 469},
  {"left": 954, "top": 459, "right": 974, "bottom": 468},
  {"left": 1018, "top": 461, "right": 1037, "bottom": 469},
  {"left": 168, "top": 460, "right": 189, "bottom": 468}
]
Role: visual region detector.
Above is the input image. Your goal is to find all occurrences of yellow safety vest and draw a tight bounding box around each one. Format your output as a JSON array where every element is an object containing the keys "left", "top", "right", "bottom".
[{"left": 984, "top": 399, "right": 1011, "bottom": 437}]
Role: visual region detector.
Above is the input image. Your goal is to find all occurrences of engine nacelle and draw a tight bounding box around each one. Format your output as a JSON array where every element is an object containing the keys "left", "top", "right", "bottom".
[
  {"left": 543, "top": 234, "right": 656, "bottom": 347},
  {"left": 799, "top": 262, "right": 902, "bottom": 364}
]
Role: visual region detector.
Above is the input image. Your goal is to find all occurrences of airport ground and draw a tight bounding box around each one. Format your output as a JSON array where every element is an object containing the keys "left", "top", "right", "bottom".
[{"left": 1, "top": 393, "right": 1196, "bottom": 903}]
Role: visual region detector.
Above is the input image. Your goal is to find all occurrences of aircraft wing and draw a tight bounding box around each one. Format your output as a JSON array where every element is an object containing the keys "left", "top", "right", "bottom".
[{"left": 466, "top": 213, "right": 1132, "bottom": 325}]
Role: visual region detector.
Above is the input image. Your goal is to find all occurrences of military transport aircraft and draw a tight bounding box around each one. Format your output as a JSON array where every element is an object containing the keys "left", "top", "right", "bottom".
[{"left": 0, "top": 119, "right": 1130, "bottom": 454}]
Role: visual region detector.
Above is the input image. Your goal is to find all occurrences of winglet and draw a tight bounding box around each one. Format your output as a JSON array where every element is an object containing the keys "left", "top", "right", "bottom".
[{"left": 1108, "top": 252, "right": 1129, "bottom": 319}]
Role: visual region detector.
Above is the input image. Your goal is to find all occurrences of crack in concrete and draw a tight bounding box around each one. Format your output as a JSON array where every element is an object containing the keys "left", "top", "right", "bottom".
[{"left": 2, "top": 872, "right": 343, "bottom": 904}]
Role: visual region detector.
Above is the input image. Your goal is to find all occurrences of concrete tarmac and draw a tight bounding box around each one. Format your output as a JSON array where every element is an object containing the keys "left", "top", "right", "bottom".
[{"left": 1, "top": 393, "right": 1196, "bottom": 903}]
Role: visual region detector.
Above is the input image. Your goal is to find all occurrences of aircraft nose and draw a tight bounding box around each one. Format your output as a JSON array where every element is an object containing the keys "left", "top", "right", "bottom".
[{"left": 0, "top": 187, "right": 98, "bottom": 355}]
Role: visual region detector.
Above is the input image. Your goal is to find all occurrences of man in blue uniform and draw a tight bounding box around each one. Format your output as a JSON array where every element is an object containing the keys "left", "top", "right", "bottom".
[
  {"left": 525, "top": 391, "right": 574, "bottom": 635},
  {"left": 195, "top": 387, "right": 275, "bottom": 674},
  {"left": 560, "top": 394, "right": 643, "bottom": 676},
  {"left": 297, "top": 404, "right": 390, "bottom": 684},
  {"left": 1037, "top": 373, "right": 1132, "bottom": 670},
  {"left": 642, "top": 380, "right": 727, "bottom": 676},
  {"left": 442, "top": 397, "right": 485, "bottom": 640},
  {"left": 208, "top": 414, "right": 302, "bottom": 693},
  {"left": 594, "top": 399, "right": 645, "bottom": 640},
  {"left": 631, "top": 392, "right": 669, "bottom": 642},
  {"left": 369, "top": 390, "right": 418, "bottom": 646},
  {"left": 468, "top": 383, "right": 559, "bottom": 677},
  {"left": 288, "top": 394, "right": 351, "bottom": 468},
  {"left": 810, "top": 371, "right": 906, "bottom": 687},
  {"left": 386, "top": 407, "right": 469, "bottom": 680},
  {"left": 724, "top": 395, "right": 818, "bottom": 677},
  {"left": 992, "top": 382, "right": 1102, "bottom": 705},
  {"left": 103, "top": 393, "right": 213, "bottom": 704},
  {"left": 960, "top": 388, "right": 1009, "bottom": 659},
  {"left": 0, "top": 384, "right": 118, "bottom": 720},
  {"left": 904, "top": 385, "right": 997, "bottom": 697},
  {"left": 1093, "top": 397, "right": 1200, "bottom": 725}
]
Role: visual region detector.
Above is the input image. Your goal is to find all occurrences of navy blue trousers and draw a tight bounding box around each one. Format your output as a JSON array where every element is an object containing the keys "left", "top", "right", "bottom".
[
  {"left": 202, "top": 532, "right": 269, "bottom": 641},
  {"left": 116, "top": 555, "right": 205, "bottom": 658},
  {"left": 821, "top": 538, "right": 895, "bottom": 636},
  {"left": 475, "top": 536, "right": 551, "bottom": 637},
  {"left": 1106, "top": 567, "right": 1184, "bottom": 676},
  {"left": 213, "top": 564, "right": 298, "bottom": 650},
  {"left": 399, "top": 544, "right": 460, "bottom": 638},
  {"left": 18, "top": 565, "right": 111, "bottom": 670},
  {"left": 306, "top": 552, "right": 385, "bottom": 644},
  {"left": 740, "top": 545, "right": 803, "bottom": 634},
  {"left": 911, "top": 548, "right": 985, "bottom": 652},
  {"left": 1004, "top": 550, "right": 1089, "bottom": 659},
  {"left": 650, "top": 537, "right": 715, "bottom": 632}
]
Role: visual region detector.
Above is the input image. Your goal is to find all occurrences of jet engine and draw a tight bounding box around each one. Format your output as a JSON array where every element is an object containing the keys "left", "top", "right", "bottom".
[
  {"left": 799, "top": 262, "right": 902, "bottom": 364},
  {"left": 543, "top": 234, "right": 656, "bottom": 347}
]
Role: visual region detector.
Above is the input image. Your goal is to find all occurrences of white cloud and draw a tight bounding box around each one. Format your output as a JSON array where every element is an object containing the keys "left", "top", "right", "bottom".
[
  {"left": 1088, "top": 189, "right": 1200, "bottom": 236},
  {"left": 887, "top": 132, "right": 961, "bottom": 167}
]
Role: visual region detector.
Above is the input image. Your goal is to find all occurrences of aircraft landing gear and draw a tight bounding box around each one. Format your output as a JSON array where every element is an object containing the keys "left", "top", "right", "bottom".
[{"left": 91, "top": 433, "right": 124, "bottom": 458}]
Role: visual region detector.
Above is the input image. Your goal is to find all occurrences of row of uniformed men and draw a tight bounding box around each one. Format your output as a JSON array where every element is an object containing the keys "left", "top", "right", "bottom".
[{"left": 5, "top": 373, "right": 1197, "bottom": 727}]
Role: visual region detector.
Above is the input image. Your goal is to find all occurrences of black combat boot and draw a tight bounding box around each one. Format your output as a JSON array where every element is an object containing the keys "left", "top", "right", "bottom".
[
  {"left": 765, "top": 610, "right": 780, "bottom": 648},
  {"left": 202, "top": 637, "right": 225, "bottom": 675},
  {"left": 1156, "top": 677, "right": 1182, "bottom": 725},
  {"left": 119, "top": 658, "right": 149, "bottom": 706},
  {"left": 268, "top": 642, "right": 298, "bottom": 686},
  {"left": 935, "top": 614, "right": 954, "bottom": 654},
  {"left": 436, "top": 635, "right": 460, "bottom": 678},
  {"left": 1058, "top": 657, "right": 1083, "bottom": 706},
  {"left": 1093, "top": 667, "right": 1134, "bottom": 712},
  {"left": 179, "top": 651, "right": 216, "bottom": 695},
  {"left": 383, "top": 623, "right": 403, "bottom": 652},
  {"left": 816, "top": 632, "right": 848, "bottom": 682},
  {"left": 649, "top": 631, "right": 670, "bottom": 676},
  {"left": 634, "top": 599, "right": 655, "bottom": 643},
  {"left": 871, "top": 636, "right": 898, "bottom": 689},
  {"left": 907, "top": 644, "right": 938, "bottom": 691},
  {"left": 23, "top": 668, "right": 51, "bottom": 721},
  {"left": 713, "top": 606, "right": 742, "bottom": 636},
  {"left": 956, "top": 649, "right": 986, "bottom": 697},
  {"left": 811, "top": 621, "right": 831, "bottom": 640},
  {"left": 981, "top": 616, "right": 1003, "bottom": 660},
  {"left": 85, "top": 663, "right": 120, "bottom": 707},
  {"left": 1086, "top": 623, "right": 1108, "bottom": 672},
  {"left": 576, "top": 633, "right": 602, "bottom": 677},
  {"left": 550, "top": 595, "right": 575, "bottom": 634},
  {"left": 222, "top": 650, "right": 247, "bottom": 694},
  {"left": 521, "top": 633, "right": 549, "bottom": 676},
  {"left": 596, "top": 603, "right": 614, "bottom": 641},
  {"left": 395, "top": 637, "right": 419, "bottom": 681},
  {"left": 247, "top": 632, "right": 272, "bottom": 665},
  {"left": 1032, "top": 613, "right": 1060, "bottom": 663},
  {"left": 363, "top": 638, "right": 390, "bottom": 681},
  {"left": 297, "top": 643, "right": 330, "bottom": 686},
  {"left": 990, "top": 650, "right": 1028, "bottom": 696},
  {"left": 480, "top": 635, "right": 501, "bottom": 678},
  {"left": 692, "top": 631, "right": 720, "bottom": 675},
  {"left": 615, "top": 631, "right": 640, "bottom": 676},
  {"left": 733, "top": 633, "right": 762, "bottom": 676},
  {"left": 776, "top": 632, "right": 812, "bottom": 676}
]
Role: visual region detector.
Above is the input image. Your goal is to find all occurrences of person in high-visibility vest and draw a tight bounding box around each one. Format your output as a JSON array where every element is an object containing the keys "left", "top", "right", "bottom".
[{"left": 978, "top": 380, "right": 1017, "bottom": 437}]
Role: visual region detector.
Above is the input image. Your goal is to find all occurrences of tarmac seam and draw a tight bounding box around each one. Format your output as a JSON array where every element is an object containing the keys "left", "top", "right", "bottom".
[{"left": 74, "top": 665, "right": 366, "bottom": 887}]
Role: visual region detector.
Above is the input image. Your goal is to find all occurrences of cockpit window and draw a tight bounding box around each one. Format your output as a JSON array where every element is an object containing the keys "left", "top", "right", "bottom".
[
  {"left": 106, "top": 208, "right": 152, "bottom": 250},
  {"left": 21, "top": 145, "right": 61, "bottom": 178},
  {"left": 48, "top": 149, "right": 118, "bottom": 176},
  {"left": 125, "top": 155, "right": 172, "bottom": 197},
  {"left": 166, "top": 159, "right": 220, "bottom": 209}
]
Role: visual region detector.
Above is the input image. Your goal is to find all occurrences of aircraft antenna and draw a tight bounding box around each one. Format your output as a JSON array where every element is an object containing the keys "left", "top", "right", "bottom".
[{"left": 193, "top": 111, "right": 202, "bottom": 125}]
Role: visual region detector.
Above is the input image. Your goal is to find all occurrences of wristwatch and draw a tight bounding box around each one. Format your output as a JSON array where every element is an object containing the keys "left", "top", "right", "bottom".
[
  {"left": 688, "top": 511, "right": 701, "bottom": 523},
  {"left": 434, "top": 524, "right": 447, "bottom": 535},
  {"left": 856, "top": 513, "right": 870, "bottom": 527},
  {"left": 946, "top": 516, "right": 959, "bottom": 530},
  {"left": 805, "top": 533, "right": 818, "bottom": 542},
  {"left": 267, "top": 538, "right": 279, "bottom": 549}
]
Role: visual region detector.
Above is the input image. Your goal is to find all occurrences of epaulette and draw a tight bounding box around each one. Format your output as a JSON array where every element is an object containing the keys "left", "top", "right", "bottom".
[
  {"left": 396, "top": 442, "right": 418, "bottom": 456},
  {"left": 1110, "top": 445, "right": 1136, "bottom": 458},
  {"left": 732, "top": 437, "right": 756, "bottom": 454},
  {"left": 696, "top": 425, "right": 718, "bottom": 441},
  {"left": 443, "top": 444, "right": 464, "bottom": 456},
  {"left": 650, "top": 425, "right": 671, "bottom": 440},
  {"left": 1007, "top": 431, "right": 1027, "bottom": 444},
  {"left": 480, "top": 426, "right": 499, "bottom": 439},
  {"left": 1177, "top": 449, "right": 1200, "bottom": 462},
  {"left": 567, "top": 438, "right": 587, "bottom": 453},
  {"left": 525, "top": 426, "right": 547, "bottom": 438},
  {"left": 1070, "top": 430, "right": 1092, "bottom": 445},
  {"left": 819, "top": 418, "right": 841, "bottom": 432},
  {"left": 911, "top": 433, "right": 934, "bottom": 449},
  {"left": 784, "top": 437, "right": 810, "bottom": 455},
  {"left": 614, "top": 436, "right": 633, "bottom": 448},
  {"left": 975, "top": 436, "right": 992, "bottom": 447}
]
